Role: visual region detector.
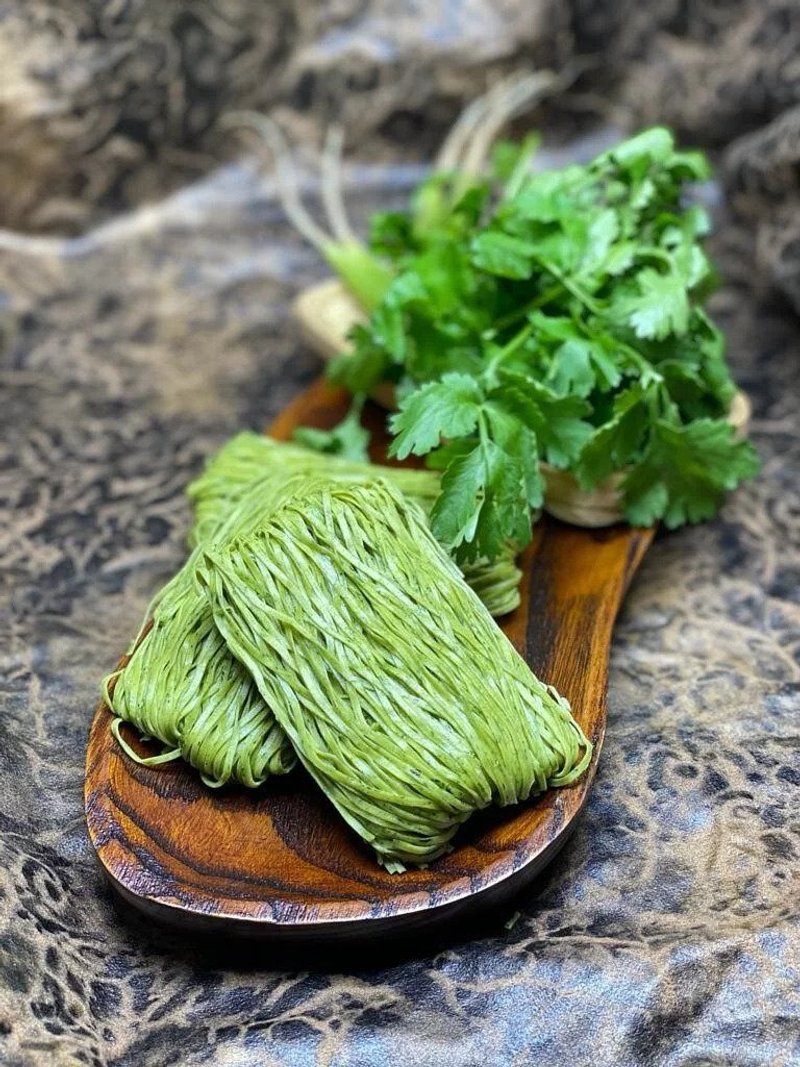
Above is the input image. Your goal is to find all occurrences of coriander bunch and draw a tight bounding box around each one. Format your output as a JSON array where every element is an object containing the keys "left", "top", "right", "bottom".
[{"left": 329, "top": 127, "right": 758, "bottom": 560}]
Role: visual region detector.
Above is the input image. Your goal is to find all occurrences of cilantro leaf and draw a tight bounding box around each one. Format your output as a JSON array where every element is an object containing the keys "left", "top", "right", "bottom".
[
  {"left": 617, "top": 267, "right": 691, "bottom": 340},
  {"left": 429, "top": 443, "right": 484, "bottom": 551},
  {"left": 292, "top": 397, "right": 370, "bottom": 462},
  {"left": 544, "top": 335, "right": 622, "bottom": 398},
  {"left": 388, "top": 373, "right": 483, "bottom": 460},
  {"left": 579, "top": 209, "right": 619, "bottom": 277},
  {"left": 508, "top": 166, "right": 587, "bottom": 223},
  {"left": 575, "top": 386, "right": 650, "bottom": 487},
  {"left": 484, "top": 406, "right": 544, "bottom": 510},
  {"left": 622, "top": 419, "right": 760, "bottom": 527},
  {"left": 372, "top": 303, "right": 407, "bottom": 361},
  {"left": 328, "top": 324, "right": 391, "bottom": 394},
  {"left": 430, "top": 436, "right": 533, "bottom": 562},
  {"left": 546, "top": 338, "right": 596, "bottom": 398},
  {"left": 492, "top": 372, "right": 593, "bottom": 467},
  {"left": 470, "top": 232, "right": 536, "bottom": 279},
  {"left": 604, "top": 126, "right": 675, "bottom": 169},
  {"left": 412, "top": 242, "right": 472, "bottom": 316},
  {"left": 369, "top": 211, "right": 415, "bottom": 259}
]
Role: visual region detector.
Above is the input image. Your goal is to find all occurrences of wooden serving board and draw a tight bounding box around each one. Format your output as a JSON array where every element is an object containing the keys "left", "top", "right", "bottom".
[{"left": 85, "top": 379, "right": 653, "bottom": 941}]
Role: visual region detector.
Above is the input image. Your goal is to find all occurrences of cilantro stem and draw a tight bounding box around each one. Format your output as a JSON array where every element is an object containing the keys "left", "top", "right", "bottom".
[
  {"left": 323, "top": 241, "right": 395, "bottom": 312},
  {"left": 492, "top": 282, "right": 564, "bottom": 332},
  {"left": 482, "top": 321, "right": 535, "bottom": 388},
  {"left": 633, "top": 247, "right": 673, "bottom": 270},
  {"left": 477, "top": 409, "right": 490, "bottom": 444},
  {"left": 497, "top": 322, "right": 534, "bottom": 361},
  {"left": 578, "top": 314, "right": 664, "bottom": 387},
  {"left": 539, "top": 259, "right": 602, "bottom": 314},
  {"left": 616, "top": 338, "right": 664, "bottom": 385}
]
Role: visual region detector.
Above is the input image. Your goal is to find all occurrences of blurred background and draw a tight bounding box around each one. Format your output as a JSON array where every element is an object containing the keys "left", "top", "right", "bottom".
[{"left": 1, "top": 0, "right": 798, "bottom": 308}]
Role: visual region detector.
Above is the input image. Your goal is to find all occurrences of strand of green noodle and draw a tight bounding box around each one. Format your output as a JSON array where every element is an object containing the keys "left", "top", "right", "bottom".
[
  {"left": 198, "top": 478, "right": 591, "bottom": 871},
  {"left": 186, "top": 432, "right": 524, "bottom": 617}
]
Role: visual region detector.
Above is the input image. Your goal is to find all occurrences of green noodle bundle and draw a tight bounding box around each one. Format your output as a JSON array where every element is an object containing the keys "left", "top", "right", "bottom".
[
  {"left": 198, "top": 479, "right": 592, "bottom": 870},
  {"left": 104, "top": 475, "right": 307, "bottom": 786},
  {"left": 187, "top": 432, "right": 523, "bottom": 618},
  {"left": 186, "top": 433, "right": 440, "bottom": 546},
  {"left": 105, "top": 581, "right": 295, "bottom": 787}
]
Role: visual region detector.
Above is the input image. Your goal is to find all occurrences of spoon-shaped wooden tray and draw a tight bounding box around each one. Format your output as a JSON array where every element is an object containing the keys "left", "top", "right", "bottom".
[{"left": 85, "top": 379, "right": 653, "bottom": 940}]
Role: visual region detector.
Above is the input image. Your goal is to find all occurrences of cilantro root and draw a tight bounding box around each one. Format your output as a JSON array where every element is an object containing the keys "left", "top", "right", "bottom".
[{"left": 221, "top": 110, "right": 393, "bottom": 312}]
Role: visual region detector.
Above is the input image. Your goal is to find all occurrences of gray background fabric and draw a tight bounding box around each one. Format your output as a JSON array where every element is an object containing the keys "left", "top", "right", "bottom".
[
  {"left": 2, "top": 1, "right": 800, "bottom": 312},
  {"left": 1, "top": 3, "right": 799, "bottom": 1065}
]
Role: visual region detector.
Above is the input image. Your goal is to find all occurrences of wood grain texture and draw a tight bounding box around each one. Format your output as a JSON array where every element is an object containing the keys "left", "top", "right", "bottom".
[{"left": 85, "top": 379, "right": 654, "bottom": 940}]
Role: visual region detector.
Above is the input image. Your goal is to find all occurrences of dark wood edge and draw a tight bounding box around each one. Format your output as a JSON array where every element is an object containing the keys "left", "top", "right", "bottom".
[{"left": 96, "top": 800, "right": 588, "bottom": 940}]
